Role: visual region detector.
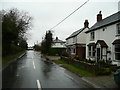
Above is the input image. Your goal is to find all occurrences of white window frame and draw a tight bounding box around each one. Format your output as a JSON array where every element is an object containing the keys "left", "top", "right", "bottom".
[
  {"left": 116, "top": 23, "right": 120, "bottom": 35},
  {"left": 114, "top": 44, "right": 120, "bottom": 61},
  {"left": 88, "top": 46, "right": 95, "bottom": 57},
  {"left": 90, "top": 32, "right": 95, "bottom": 41}
]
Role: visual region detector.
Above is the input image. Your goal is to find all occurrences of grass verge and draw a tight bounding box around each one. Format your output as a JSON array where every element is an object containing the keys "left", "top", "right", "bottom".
[
  {"left": 53, "top": 59, "right": 95, "bottom": 77},
  {"left": 2, "top": 50, "right": 26, "bottom": 66}
]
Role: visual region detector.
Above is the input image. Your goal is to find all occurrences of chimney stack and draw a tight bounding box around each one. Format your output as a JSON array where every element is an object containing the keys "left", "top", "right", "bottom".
[
  {"left": 56, "top": 37, "right": 58, "bottom": 40},
  {"left": 84, "top": 19, "right": 89, "bottom": 28},
  {"left": 97, "top": 11, "right": 102, "bottom": 22}
]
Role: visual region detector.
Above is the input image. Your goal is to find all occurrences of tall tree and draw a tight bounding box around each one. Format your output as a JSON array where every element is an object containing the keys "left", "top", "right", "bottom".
[
  {"left": 2, "top": 8, "right": 32, "bottom": 56},
  {"left": 41, "top": 30, "right": 53, "bottom": 54}
]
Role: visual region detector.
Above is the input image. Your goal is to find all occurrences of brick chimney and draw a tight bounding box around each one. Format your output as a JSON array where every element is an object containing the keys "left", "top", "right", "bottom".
[
  {"left": 56, "top": 37, "right": 58, "bottom": 40},
  {"left": 97, "top": 11, "right": 102, "bottom": 22},
  {"left": 84, "top": 19, "right": 89, "bottom": 28}
]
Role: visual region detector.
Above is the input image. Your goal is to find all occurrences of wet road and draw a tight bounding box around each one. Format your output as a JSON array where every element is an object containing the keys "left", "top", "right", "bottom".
[{"left": 2, "top": 50, "right": 93, "bottom": 88}]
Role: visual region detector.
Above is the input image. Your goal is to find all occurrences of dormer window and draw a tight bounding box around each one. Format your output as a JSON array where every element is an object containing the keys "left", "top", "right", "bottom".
[
  {"left": 90, "top": 32, "right": 95, "bottom": 41},
  {"left": 117, "top": 23, "right": 120, "bottom": 35}
]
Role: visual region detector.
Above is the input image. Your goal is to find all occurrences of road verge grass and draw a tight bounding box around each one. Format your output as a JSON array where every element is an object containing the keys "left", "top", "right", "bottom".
[
  {"left": 53, "top": 59, "right": 95, "bottom": 77},
  {"left": 2, "top": 51, "right": 26, "bottom": 66}
]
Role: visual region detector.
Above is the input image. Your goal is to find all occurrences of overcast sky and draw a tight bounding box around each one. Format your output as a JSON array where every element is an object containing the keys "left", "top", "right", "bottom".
[{"left": 1, "top": 0, "right": 119, "bottom": 47}]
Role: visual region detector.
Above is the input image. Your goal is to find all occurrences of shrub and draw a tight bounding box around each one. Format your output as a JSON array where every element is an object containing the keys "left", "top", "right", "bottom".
[
  {"left": 110, "top": 65, "right": 120, "bottom": 72},
  {"left": 95, "top": 68, "right": 111, "bottom": 75},
  {"left": 74, "top": 56, "right": 80, "bottom": 60},
  {"left": 86, "top": 58, "right": 95, "bottom": 63},
  {"left": 98, "top": 59, "right": 105, "bottom": 63},
  {"left": 61, "top": 51, "right": 69, "bottom": 57}
]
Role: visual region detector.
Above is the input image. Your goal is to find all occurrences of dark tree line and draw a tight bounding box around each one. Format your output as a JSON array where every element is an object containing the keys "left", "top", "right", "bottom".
[
  {"left": 41, "top": 30, "right": 53, "bottom": 54},
  {"left": 2, "top": 8, "right": 32, "bottom": 56}
]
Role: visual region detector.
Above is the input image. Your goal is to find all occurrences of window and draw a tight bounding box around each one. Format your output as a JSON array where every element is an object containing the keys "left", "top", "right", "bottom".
[
  {"left": 73, "top": 48, "right": 76, "bottom": 54},
  {"left": 115, "top": 44, "right": 120, "bottom": 60},
  {"left": 88, "top": 46, "right": 91, "bottom": 56},
  {"left": 90, "top": 32, "right": 95, "bottom": 41},
  {"left": 88, "top": 46, "right": 95, "bottom": 57},
  {"left": 71, "top": 48, "right": 76, "bottom": 54},
  {"left": 93, "top": 46, "right": 95, "bottom": 56},
  {"left": 117, "top": 23, "right": 120, "bottom": 35}
]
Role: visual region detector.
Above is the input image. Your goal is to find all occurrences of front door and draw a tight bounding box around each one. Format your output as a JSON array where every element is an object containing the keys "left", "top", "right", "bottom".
[{"left": 97, "top": 48, "right": 100, "bottom": 62}]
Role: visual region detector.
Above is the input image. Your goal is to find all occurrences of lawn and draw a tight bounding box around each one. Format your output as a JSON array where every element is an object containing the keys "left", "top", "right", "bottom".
[{"left": 53, "top": 59, "right": 95, "bottom": 77}]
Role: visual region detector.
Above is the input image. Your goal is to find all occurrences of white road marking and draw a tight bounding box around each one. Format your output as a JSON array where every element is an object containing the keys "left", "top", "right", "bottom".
[
  {"left": 36, "top": 80, "right": 42, "bottom": 90},
  {"left": 64, "top": 73, "right": 74, "bottom": 80},
  {"left": 33, "top": 61, "right": 36, "bottom": 69}
]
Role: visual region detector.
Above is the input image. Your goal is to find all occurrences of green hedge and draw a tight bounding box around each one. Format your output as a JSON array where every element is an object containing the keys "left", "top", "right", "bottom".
[
  {"left": 48, "top": 48, "right": 66, "bottom": 56},
  {"left": 61, "top": 56, "right": 112, "bottom": 75}
]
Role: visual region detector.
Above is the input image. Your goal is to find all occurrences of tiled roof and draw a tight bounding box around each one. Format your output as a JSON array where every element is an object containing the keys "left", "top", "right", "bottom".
[
  {"left": 66, "top": 28, "right": 84, "bottom": 40},
  {"left": 53, "top": 38, "right": 65, "bottom": 43},
  {"left": 86, "top": 11, "right": 120, "bottom": 33},
  {"left": 87, "top": 43, "right": 96, "bottom": 46},
  {"left": 96, "top": 40, "right": 108, "bottom": 47},
  {"left": 112, "top": 39, "right": 120, "bottom": 44}
]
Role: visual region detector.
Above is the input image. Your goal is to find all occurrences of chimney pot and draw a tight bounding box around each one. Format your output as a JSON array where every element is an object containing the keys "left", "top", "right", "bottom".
[
  {"left": 84, "top": 19, "right": 89, "bottom": 28},
  {"left": 56, "top": 37, "right": 58, "bottom": 40},
  {"left": 97, "top": 11, "right": 102, "bottom": 22}
]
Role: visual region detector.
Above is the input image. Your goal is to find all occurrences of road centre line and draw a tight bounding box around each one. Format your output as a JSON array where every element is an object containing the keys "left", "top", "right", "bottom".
[
  {"left": 36, "top": 80, "right": 42, "bottom": 90},
  {"left": 32, "top": 61, "right": 36, "bottom": 69}
]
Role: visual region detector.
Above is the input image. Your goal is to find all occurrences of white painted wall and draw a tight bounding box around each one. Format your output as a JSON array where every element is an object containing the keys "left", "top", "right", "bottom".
[
  {"left": 52, "top": 42, "right": 66, "bottom": 48},
  {"left": 66, "top": 28, "right": 89, "bottom": 46},
  {"left": 66, "top": 38, "right": 74, "bottom": 45},
  {"left": 77, "top": 28, "right": 89, "bottom": 44},
  {"left": 86, "top": 22, "right": 120, "bottom": 65}
]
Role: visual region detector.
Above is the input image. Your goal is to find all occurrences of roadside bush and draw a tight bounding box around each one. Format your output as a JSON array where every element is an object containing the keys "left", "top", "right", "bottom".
[
  {"left": 86, "top": 58, "right": 95, "bottom": 64},
  {"left": 61, "top": 51, "right": 69, "bottom": 57},
  {"left": 48, "top": 48, "right": 66, "bottom": 56},
  {"left": 95, "top": 68, "right": 111, "bottom": 75},
  {"left": 80, "top": 58, "right": 87, "bottom": 62},
  {"left": 10, "top": 44, "right": 22, "bottom": 55},
  {"left": 61, "top": 56, "right": 112, "bottom": 76},
  {"left": 74, "top": 56, "right": 80, "bottom": 60},
  {"left": 110, "top": 65, "right": 120, "bottom": 72}
]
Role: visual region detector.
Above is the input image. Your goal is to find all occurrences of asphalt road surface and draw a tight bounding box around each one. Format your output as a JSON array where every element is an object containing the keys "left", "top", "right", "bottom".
[{"left": 2, "top": 50, "right": 94, "bottom": 89}]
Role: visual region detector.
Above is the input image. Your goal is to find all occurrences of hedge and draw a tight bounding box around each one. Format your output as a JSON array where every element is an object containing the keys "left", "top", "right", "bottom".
[{"left": 61, "top": 56, "right": 111, "bottom": 75}]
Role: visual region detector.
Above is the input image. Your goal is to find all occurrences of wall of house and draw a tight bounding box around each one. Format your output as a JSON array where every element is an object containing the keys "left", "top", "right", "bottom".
[
  {"left": 76, "top": 47, "right": 86, "bottom": 58},
  {"left": 86, "top": 23, "right": 120, "bottom": 65},
  {"left": 52, "top": 42, "right": 66, "bottom": 48},
  {"left": 77, "top": 28, "right": 88, "bottom": 44},
  {"left": 66, "top": 28, "right": 88, "bottom": 46},
  {"left": 66, "top": 38, "right": 74, "bottom": 46}
]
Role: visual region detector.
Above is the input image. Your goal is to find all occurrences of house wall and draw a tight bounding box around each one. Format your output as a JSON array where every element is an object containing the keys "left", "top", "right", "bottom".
[
  {"left": 86, "top": 22, "right": 120, "bottom": 65},
  {"left": 66, "top": 38, "right": 74, "bottom": 45},
  {"left": 76, "top": 47, "right": 86, "bottom": 58},
  {"left": 77, "top": 28, "right": 88, "bottom": 44},
  {"left": 66, "top": 28, "right": 88, "bottom": 46},
  {"left": 52, "top": 42, "right": 66, "bottom": 48},
  {"left": 66, "top": 28, "right": 88, "bottom": 58}
]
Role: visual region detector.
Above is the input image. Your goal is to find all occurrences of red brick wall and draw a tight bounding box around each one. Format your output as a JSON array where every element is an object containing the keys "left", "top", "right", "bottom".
[{"left": 76, "top": 47, "right": 86, "bottom": 59}]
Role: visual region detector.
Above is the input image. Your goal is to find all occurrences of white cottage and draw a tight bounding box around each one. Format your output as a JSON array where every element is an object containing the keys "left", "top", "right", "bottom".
[
  {"left": 52, "top": 37, "right": 66, "bottom": 48},
  {"left": 85, "top": 11, "right": 120, "bottom": 66},
  {"left": 66, "top": 20, "right": 89, "bottom": 58}
]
